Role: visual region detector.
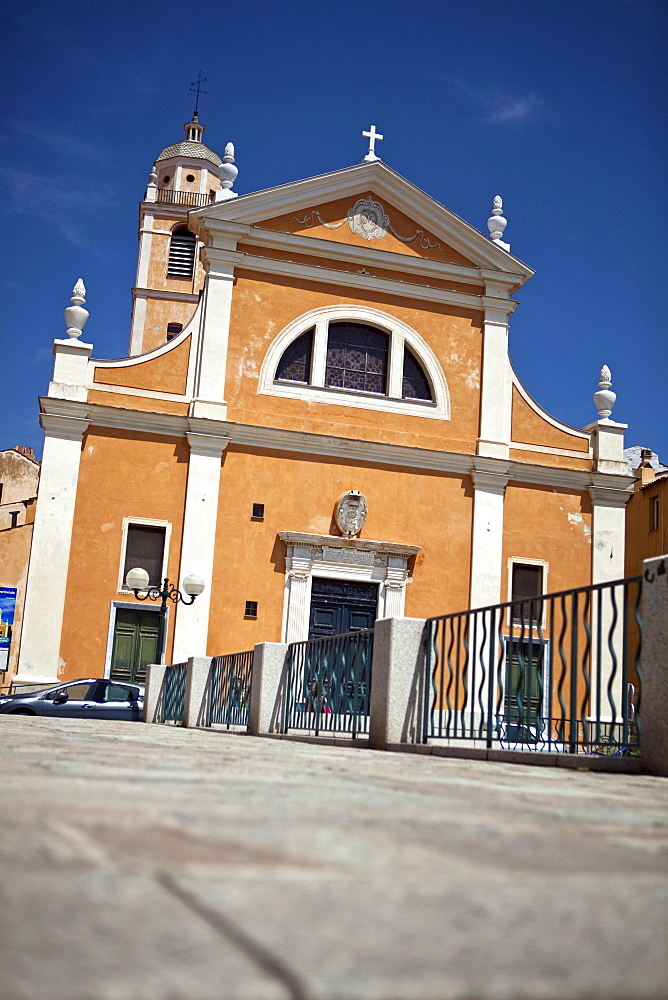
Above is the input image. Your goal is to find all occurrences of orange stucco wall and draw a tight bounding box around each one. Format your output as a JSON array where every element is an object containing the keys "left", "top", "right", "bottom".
[
  {"left": 501, "top": 484, "right": 592, "bottom": 600},
  {"left": 58, "top": 428, "right": 190, "bottom": 680},
  {"left": 625, "top": 477, "right": 668, "bottom": 577},
  {"left": 511, "top": 386, "right": 590, "bottom": 454},
  {"left": 257, "top": 193, "right": 477, "bottom": 267},
  {"left": 93, "top": 336, "right": 191, "bottom": 394},
  {"left": 206, "top": 446, "right": 474, "bottom": 655},
  {"left": 87, "top": 391, "right": 189, "bottom": 415},
  {"left": 224, "top": 270, "right": 483, "bottom": 454}
]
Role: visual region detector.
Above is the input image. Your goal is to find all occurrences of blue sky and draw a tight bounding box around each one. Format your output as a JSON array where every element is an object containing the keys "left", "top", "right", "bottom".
[{"left": 1, "top": 0, "right": 666, "bottom": 461}]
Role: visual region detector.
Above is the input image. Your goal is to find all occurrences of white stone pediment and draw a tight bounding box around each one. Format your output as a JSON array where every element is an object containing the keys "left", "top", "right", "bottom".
[{"left": 189, "top": 161, "right": 534, "bottom": 283}]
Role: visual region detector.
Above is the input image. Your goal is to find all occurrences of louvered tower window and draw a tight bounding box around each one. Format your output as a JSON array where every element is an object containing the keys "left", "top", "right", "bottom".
[{"left": 167, "top": 228, "right": 196, "bottom": 279}]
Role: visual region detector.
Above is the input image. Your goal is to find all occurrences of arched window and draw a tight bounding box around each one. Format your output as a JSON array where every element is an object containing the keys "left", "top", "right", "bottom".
[
  {"left": 402, "top": 346, "right": 432, "bottom": 401},
  {"left": 167, "top": 228, "right": 196, "bottom": 279},
  {"left": 325, "top": 323, "right": 388, "bottom": 394},
  {"left": 276, "top": 329, "right": 313, "bottom": 383},
  {"left": 263, "top": 306, "right": 448, "bottom": 419},
  {"left": 275, "top": 319, "right": 431, "bottom": 402}
]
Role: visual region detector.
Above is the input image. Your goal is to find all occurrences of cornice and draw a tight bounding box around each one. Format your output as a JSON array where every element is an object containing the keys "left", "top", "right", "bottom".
[
  {"left": 233, "top": 251, "right": 486, "bottom": 310},
  {"left": 132, "top": 287, "right": 199, "bottom": 303},
  {"left": 227, "top": 225, "right": 521, "bottom": 292},
  {"left": 38, "top": 397, "right": 635, "bottom": 494},
  {"left": 279, "top": 531, "right": 420, "bottom": 558}
]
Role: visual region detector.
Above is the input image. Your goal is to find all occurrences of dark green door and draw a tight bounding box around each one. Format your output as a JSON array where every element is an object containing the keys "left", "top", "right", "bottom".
[
  {"left": 110, "top": 609, "right": 159, "bottom": 684},
  {"left": 504, "top": 639, "right": 545, "bottom": 738}
]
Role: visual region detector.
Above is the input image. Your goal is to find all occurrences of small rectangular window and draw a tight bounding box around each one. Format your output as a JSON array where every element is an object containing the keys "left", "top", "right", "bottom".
[
  {"left": 649, "top": 496, "right": 659, "bottom": 532},
  {"left": 252, "top": 503, "right": 265, "bottom": 519},
  {"left": 244, "top": 601, "right": 258, "bottom": 618},
  {"left": 123, "top": 525, "right": 166, "bottom": 589},
  {"left": 511, "top": 563, "right": 543, "bottom": 625},
  {"left": 166, "top": 323, "right": 183, "bottom": 342}
]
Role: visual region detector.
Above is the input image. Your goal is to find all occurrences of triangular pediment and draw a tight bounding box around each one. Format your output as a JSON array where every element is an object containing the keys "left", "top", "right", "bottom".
[{"left": 191, "top": 161, "right": 533, "bottom": 281}]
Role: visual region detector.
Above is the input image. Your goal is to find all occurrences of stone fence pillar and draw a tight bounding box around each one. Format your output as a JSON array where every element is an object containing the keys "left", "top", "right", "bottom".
[
  {"left": 142, "top": 663, "right": 167, "bottom": 723},
  {"left": 641, "top": 554, "right": 668, "bottom": 776},
  {"left": 369, "top": 617, "right": 426, "bottom": 749},
  {"left": 248, "top": 642, "right": 289, "bottom": 736},
  {"left": 183, "top": 656, "right": 213, "bottom": 728}
]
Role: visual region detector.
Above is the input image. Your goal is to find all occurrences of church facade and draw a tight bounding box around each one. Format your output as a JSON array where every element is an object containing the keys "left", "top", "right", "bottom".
[{"left": 15, "top": 118, "right": 633, "bottom": 688}]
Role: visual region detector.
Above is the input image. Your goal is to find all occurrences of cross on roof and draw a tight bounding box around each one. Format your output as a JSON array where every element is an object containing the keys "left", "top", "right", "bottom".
[
  {"left": 190, "top": 72, "right": 208, "bottom": 115},
  {"left": 362, "top": 124, "right": 384, "bottom": 162}
]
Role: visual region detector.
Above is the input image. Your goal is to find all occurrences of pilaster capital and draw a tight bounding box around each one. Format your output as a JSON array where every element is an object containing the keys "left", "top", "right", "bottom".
[
  {"left": 588, "top": 485, "right": 632, "bottom": 509},
  {"left": 185, "top": 432, "right": 229, "bottom": 459},
  {"left": 40, "top": 412, "right": 90, "bottom": 442},
  {"left": 471, "top": 458, "right": 511, "bottom": 495}
]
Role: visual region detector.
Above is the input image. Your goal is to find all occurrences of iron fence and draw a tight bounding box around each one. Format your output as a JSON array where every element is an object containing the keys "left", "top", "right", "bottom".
[
  {"left": 163, "top": 662, "right": 187, "bottom": 722},
  {"left": 155, "top": 189, "right": 214, "bottom": 207},
  {"left": 207, "top": 650, "right": 253, "bottom": 728},
  {"left": 284, "top": 629, "right": 374, "bottom": 737},
  {"left": 424, "top": 576, "right": 642, "bottom": 754}
]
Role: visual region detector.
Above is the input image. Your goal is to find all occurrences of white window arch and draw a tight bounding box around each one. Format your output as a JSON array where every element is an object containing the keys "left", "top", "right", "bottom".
[{"left": 258, "top": 305, "right": 450, "bottom": 420}]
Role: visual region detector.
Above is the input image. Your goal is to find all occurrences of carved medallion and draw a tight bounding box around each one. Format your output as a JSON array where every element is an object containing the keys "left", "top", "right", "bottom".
[
  {"left": 335, "top": 490, "right": 368, "bottom": 538},
  {"left": 347, "top": 199, "right": 389, "bottom": 241}
]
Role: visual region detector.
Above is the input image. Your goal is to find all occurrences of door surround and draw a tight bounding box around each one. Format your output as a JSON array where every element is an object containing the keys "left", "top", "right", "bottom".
[{"left": 279, "top": 531, "right": 420, "bottom": 644}]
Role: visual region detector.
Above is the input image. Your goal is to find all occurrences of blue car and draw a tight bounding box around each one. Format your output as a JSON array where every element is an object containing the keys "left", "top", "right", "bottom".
[{"left": 0, "top": 678, "right": 144, "bottom": 721}]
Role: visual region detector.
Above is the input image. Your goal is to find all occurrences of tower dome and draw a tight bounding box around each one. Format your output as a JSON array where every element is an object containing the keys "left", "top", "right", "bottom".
[{"left": 156, "top": 112, "right": 222, "bottom": 167}]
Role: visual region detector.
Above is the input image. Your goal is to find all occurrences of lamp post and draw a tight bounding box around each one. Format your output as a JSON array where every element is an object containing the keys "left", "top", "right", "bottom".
[{"left": 125, "top": 568, "right": 205, "bottom": 664}]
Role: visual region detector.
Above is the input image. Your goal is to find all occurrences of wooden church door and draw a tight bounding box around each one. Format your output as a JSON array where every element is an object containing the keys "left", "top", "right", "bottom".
[{"left": 110, "top": 609, "right": 159, "bottom": 684}]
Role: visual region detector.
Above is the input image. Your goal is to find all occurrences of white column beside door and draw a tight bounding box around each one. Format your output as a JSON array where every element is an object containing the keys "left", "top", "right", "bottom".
[
  {"left": 171, "top": 435, "right": 226, "bottom": 663},
  {"left": 15, "top": 414, "right": 89, "bottom": 683}
]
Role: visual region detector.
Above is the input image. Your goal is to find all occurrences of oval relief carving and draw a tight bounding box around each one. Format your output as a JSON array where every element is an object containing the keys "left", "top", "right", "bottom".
[{"left": 335, "top": 490, "right": 368, "bottom": 538}]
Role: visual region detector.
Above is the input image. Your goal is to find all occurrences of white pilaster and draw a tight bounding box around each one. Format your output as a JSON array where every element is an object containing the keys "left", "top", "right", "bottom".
[
  {"left": 284, "top": 567, "right": 312, "bottom": 644},
  {"left": 192, "top": 251, "right": 236, "bottom": 411},
  {"left": 15, "top": 412, "right": 90, "bottom": 683},
  {"left": 171, "top": 434, "right": 227, "bottom": 662},
  {"left": 469, "top": 468, "right": 509, "bottom": 610},
  {"left": 477, "top": 290, "right": 515, "bottom": 459},
  {"left": 49, "top": 339, "right": 93, "bottom": 402},
  {"left": 588, "top": 487, "right": 628, "bottom": 584}
]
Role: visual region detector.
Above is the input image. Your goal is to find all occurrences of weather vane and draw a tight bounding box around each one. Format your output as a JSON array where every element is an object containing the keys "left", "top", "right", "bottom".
[{"left": 189, "top": 72, "right": 208, "bottom": 115}]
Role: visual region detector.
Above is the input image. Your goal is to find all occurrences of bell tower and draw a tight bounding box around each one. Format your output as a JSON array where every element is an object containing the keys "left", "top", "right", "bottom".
[{"left": 129, "top": 112, "right": 238, "bottom": 355}]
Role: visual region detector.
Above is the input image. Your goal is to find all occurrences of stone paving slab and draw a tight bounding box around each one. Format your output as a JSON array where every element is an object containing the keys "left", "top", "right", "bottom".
[{"left": 0, "top": 717, "right": 666, "bottom": 1000}]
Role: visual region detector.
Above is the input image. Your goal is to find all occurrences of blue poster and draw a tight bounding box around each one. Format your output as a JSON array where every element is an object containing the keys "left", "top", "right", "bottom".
[{"left": 0, "top": 587, "right": 17, "bottom": 671}]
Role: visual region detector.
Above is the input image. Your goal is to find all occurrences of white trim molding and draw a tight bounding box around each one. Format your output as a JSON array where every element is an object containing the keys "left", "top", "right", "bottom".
[
  {"left": 259, "top": 304, "right": 450, "bottom": 420},
  {"left": 279, "top": 531, "right": 420, "bottom": 643}
]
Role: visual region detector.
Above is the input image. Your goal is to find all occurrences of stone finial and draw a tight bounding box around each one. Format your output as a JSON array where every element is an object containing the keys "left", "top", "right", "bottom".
[
  {"left": 594, "top": 364, "right": 616, "bottom": 419},
  {"left": 215, "top": 142, "right": 238, "bottom": 201},
  {"left": 64, "top": 279, "right": 89, "bottom": 339},
  {"left": 487, "top": 196, "right": 510, "bottom": 252}
]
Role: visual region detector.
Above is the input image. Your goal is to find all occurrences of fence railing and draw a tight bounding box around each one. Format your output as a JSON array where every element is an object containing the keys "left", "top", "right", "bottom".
[
  {"left": 155, "top": 189, "right": 214, "bottom": 207},
  {"left": 207, "top": 650, "right": 253, "bottom": 728},
  {"left": 284, "top": 629, "right": 374, "bottom": 737},
  {"left": 424, "top": 576, "right": 642, "bottom": 754},
  {"left": 163, "top": 662, "right": 187, "bottom": 722}
]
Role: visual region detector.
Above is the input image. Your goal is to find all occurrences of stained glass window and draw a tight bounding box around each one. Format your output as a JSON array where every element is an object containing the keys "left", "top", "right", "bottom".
[
  {"left": 325, "top": 323, "right": 388, "bottom": 395},
  {"left": 276, "top": 329, "right": 314, "bottom": 383},
  {"left": 402, "top": 347, "right": 433, "bottom": 400}
]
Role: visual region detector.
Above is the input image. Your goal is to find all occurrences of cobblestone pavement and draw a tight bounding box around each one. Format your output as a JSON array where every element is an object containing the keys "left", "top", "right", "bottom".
[{"left": 1, "top": 717, "right": 666, "bottom": 1000}]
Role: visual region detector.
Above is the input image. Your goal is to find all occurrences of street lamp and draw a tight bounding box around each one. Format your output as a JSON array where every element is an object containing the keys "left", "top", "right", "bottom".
[{"left": 125, "top": 568, "right": 205, "bottom": 664}]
